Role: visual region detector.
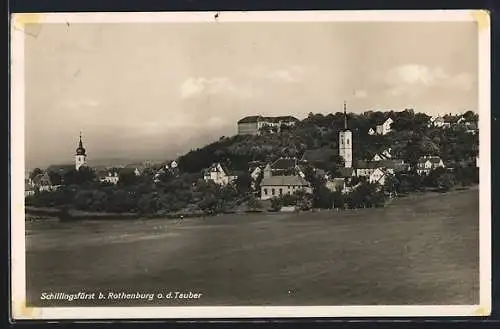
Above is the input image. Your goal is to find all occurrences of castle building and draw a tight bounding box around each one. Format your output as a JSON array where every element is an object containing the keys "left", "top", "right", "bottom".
[
  {"left": 338, "top": 101, "right": 352, "bottom": 168},
  {"left": 75, "top": 132, "right": 88, "bottom": 170}
]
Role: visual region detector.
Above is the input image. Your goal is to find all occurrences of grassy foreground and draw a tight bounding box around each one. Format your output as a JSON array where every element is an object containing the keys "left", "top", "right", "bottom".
[{"left": 25, "top": 187, "right": 479, "bottom": 306}]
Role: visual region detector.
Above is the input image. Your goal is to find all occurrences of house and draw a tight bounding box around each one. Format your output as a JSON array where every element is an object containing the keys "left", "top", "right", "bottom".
[
  {"left": 375, "top": 118, "right": 393, "bottom": 135},
  {"left": 371, "top": 148, "right": 392, "bottom": 161},
  {"left": 203, "top": 162, "right": 238, "bottom": 186},
  {"left": 368, "top": 128, "right": 376, "bottom": 136},
  {"left": 354, "top": 160, "right": 380, "bottom": 178},
  {"left": 416, "top": 156, "right": 445, "bottom": 175},
  {"left": 98, "top": 169, "right": 120, "bottom": 185},
  {"left": 326, "top": 178, "right": 346, "bottom": 193},
  {"left": 265, "top": 157, "right": 306, "bottom": 178},
  {"left": 465, "top": 122, "right": 478, "bottom": 134},
  {"left": 237, "top": 115, "right": 299, "bottom": 135},
  {"left": 260, "top": 175, "right": 312, "bottom": 201},
  {"left": 429, "top": 116, "right": 447, "bottom": 128},
  {"left": 31, "top": 172, "right": 57, "bottom": 192},
  {"left": 25, "top": 178, "right": 35, "bottom": 197},
  {"left": 369, "top": 167, "right": 388, "bottom": 185}
]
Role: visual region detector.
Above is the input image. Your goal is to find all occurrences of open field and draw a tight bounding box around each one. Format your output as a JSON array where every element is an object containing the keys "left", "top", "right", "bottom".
[{"left": 25, "top": 187, "right": 479, "bottom": 306}]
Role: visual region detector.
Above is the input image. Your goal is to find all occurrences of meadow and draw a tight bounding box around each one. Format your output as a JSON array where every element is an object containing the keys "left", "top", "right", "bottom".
[{"left": 25, "top": 187, "right": 479, "bottom": 306}]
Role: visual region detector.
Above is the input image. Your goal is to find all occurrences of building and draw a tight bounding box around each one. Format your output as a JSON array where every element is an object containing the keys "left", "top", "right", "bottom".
[
  {"left": 237, "top": 115, "right": 299, "bottom": 135},
  {"left": 31, "top": 172, "right": 57, "bottom": 192},
  {"left": 260, "top": 175, "right": 312, "bottom": 200},
  {"left": 369, "top": 167, "right": 388, "bottom": 185},
  {"left": 339, "top": 101, "right": 353, "bottom": 168},
  {"left": 263, "top": 157, "right": 306, "bottom": 178},
  {"left": 372, "top": 148, "right": 392, "bottom": 161},
  {"left": 416, "top": 156, "right": 445, "bottom": 175},
  {"left": 203, "top": 162, "right": 238, "bottom": 186},
  {"left": 375, "top": 118, "right": 393, "bottom": 135},
  {"left": 75, "top": 132, "right": 88, "bottom": 170},
  {"left": 326, "top": 177, "right": 346, "bottom": 193},
  {"left": 25, "top": 178, "right": 35, "bottom": 197},
  {"left": 98, "top": 169, "right": 120, "bottom": 185},
  {"left": 368, "top": 128, "right": 376, "bottom": 136},
  {"left": 429, "top": 116, "right": 446, "bottom": 128}
]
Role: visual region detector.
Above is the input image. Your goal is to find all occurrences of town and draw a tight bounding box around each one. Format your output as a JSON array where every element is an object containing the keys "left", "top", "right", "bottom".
[{"left": 25, "top": 106, "right": 479, "bottom": 218}]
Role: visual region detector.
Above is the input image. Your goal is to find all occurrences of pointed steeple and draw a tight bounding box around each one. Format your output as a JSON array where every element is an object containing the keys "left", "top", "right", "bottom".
[
  {"left": 76, "top": 131, "right": 86, "bottom": 156},
  {"left": 78, "top": 131, "right": 83, "bottom": 149},
  {"left": 343, "top": 100, "right": 348, "bottom": 130}
]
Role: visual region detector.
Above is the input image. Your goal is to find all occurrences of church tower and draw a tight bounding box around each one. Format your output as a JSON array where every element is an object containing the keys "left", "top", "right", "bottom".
[
  {"left": 338, "top": 101, "right": 352, "bottom": 168},
  {"left": 75, "top": 132, "right": 87, "bottom": 170}
]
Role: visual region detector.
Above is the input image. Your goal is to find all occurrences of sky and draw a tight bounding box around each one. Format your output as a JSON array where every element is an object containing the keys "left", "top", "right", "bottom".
[{"left": 23, "top": 21, "right": 478, "bottom": 169}]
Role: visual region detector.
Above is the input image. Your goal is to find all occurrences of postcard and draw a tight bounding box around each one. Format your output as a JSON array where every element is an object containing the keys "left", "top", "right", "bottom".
[{"left": 10, "top": 10, "right": 491, "bottom": 320}]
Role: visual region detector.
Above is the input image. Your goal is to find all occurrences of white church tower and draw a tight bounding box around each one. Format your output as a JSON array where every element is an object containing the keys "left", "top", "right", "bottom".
[
  {"left": 75, "top": 132, "right": 88, "bottom": 170},
  {"left": 338, "top": 101, "right": 352, "bottom": 168}
]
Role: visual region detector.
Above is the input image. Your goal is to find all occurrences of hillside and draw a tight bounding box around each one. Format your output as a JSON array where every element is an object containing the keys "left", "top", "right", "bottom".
[{"left": 177, "top": 109, "right": 479, "bottom": 174}]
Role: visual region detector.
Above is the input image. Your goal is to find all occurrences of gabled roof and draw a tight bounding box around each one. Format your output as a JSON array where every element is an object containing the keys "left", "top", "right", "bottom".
[
  {"left": 203, "top": 162, "right": 234, "bottom": 176},
  {"left": 238, "top": 115, "right": 262, "bottom": 124},
  {"left": 271, "top": 157, "right": 299, "bottom": 170},
  {"left": 32, "top": 172, "right": 52, "bottom": 186},
  {"left": 417, "top": 156, "right": 443, "bottom": 164},
  {"left": 261, "top": 175, "right": 310, "bottom": 187},
  {"left": 237, "top": 115, "right": 299, "bottom": 124}
]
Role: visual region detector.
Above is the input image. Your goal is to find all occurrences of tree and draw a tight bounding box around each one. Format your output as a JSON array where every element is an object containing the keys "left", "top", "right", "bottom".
[
  {"left": 47, "top": 171, "right": 62, "bottom": 185},
  {"left": 29, "top": 168, "right": 43, "bottom": 180},
  {"left": 235, "top": 173, "right": 252, "bottom": 194},
  {"left": 437, "top": 173, "right": 455, "bottom": 192},
  {"left": 63, "top": 167, "right": 96, "bottom": 186},
  {"left": 118, "top": 169, "right": 138, "bottom": 186}
]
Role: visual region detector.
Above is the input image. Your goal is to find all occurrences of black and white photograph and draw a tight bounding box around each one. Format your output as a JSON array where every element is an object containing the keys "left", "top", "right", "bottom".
[{"left": 10, "top": 10, "right": 491, "bottom": 319}]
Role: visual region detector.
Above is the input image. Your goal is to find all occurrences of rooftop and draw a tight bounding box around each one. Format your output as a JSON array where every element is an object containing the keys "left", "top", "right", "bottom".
[
  {"left": 237, "top": 115, "right": 299, "bottom": 124},
  {"left": 261, "top": 175, "right": 310, "bottom": 187}
]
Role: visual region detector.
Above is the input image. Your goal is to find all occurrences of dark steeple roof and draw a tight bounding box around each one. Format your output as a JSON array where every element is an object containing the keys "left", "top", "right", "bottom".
[
  {"left": 76, "top": 132, "right": 86, "bottom": 156},
  {"left": 344, "top": 101, "right": 348, "bottom": 130}
]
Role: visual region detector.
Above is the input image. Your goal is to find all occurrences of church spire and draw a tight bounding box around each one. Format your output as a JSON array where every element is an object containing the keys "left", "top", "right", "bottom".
[
  {"left": 78, "top": 131, "right": 83, "bottom": 149},
  {"left": 343, "top": 100, "right": 348, "bottom": 130}
]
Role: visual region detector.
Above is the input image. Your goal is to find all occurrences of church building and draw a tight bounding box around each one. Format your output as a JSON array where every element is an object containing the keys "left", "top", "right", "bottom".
[
  {"left": 338, "top": 101, "right": 352, "bottom": 168},
  {"left": 75, "top": 133, "right": 88, "bottom": 170}
]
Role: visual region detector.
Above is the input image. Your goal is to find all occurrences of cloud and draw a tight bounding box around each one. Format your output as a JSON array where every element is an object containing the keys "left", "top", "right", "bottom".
[
  {"left": 384, "top": 64, "right": 476, "bottom": 96},
  {"left": 353, "top": 89, "right": 368, "bottom": 99},
  {"left": 180, "top": 77, "right": 252, "bottom": 99},
  {"left": 264, "top": 66, "right": 307, "bottom": 83},
  {"left": 57, "top": 98, "right": 100, "bottom": 110}
]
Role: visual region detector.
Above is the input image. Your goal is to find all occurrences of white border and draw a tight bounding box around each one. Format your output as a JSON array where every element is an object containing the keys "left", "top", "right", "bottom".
[{"left": 10, "top": 10, "right": 491, "bottom": 320}]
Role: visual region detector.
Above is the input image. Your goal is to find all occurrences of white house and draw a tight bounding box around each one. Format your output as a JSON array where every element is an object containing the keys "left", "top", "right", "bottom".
[
  {"left": 375, "top": 118, "right": 393, "bottom": 135},
  {"left": 372, "top": 148, "right": 392, "bottom": 161},
  {"left": 416, "top": 156, "right": 445, "bottom": 175},
  {"left": 369, "top": 168, "right": 387, "bottom": 185},
  {"left": 99, "top": 170, "right": 120, "bottom": 185},
  {"left": 25, "top": 178, "right": 35, "bottom": 197},
  {"left": 368, "top": 128, "right": 376, "bottom": 136},
  {"left": 203, "top": 162, "right": 237, "bottom": 186},
  {"left": 260, "top": 175, "right": 312, "bottom": 201}
]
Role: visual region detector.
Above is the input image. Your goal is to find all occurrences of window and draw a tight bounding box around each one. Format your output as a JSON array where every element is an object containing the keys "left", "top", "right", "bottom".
[
  {"left": 272, "top": 188, "right": 275, "bottom": 195},
  {"left": 264, "top": 188, "right": 268, "bottom": 195},
  {"left": 279, "top": 188, "right": 283, "bottom": 195},
  {"left": 347, "top": 139, "right": 350, "bottom": 145}
]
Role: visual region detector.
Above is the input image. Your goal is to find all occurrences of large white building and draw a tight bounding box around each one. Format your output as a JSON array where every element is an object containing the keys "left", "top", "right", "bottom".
[{"left": 338, "top": 101, "right": 352, "bottom": 168}]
